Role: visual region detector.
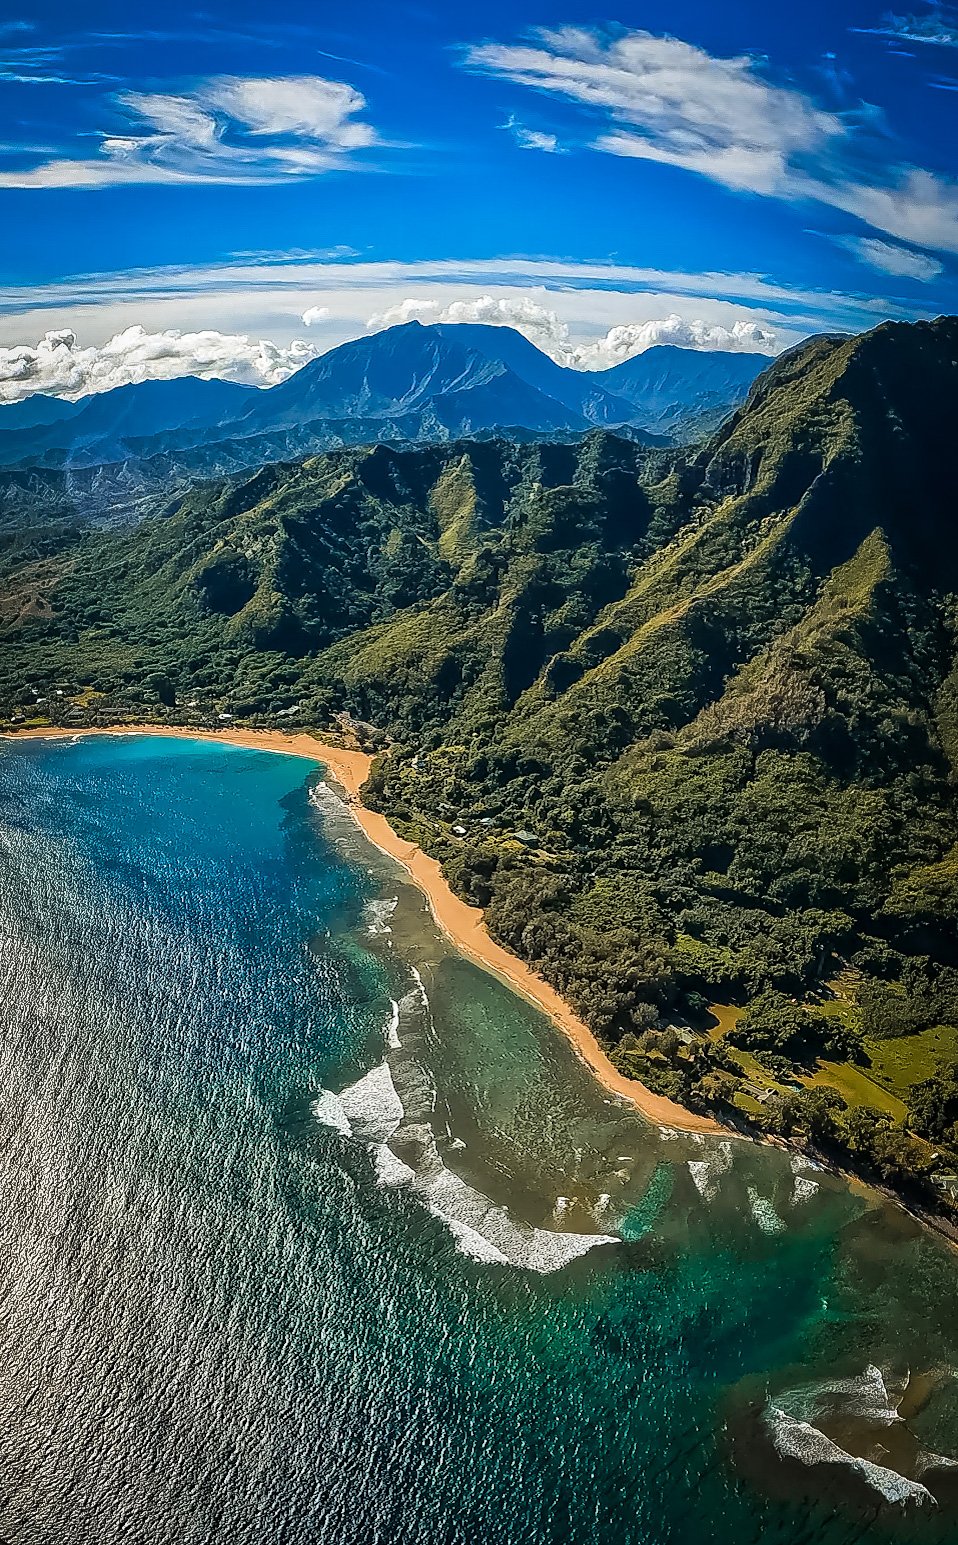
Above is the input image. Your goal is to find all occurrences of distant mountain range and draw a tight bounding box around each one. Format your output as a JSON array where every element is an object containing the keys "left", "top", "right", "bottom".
[{"left": 0, "top": 322, "right": 770, "bottom": 525}]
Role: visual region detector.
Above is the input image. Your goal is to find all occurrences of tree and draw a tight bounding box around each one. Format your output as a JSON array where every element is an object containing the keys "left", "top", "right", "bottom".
[
  {"left": 762, "top": 1086, "right": 846, "bottom": 1144},
  {"left": 908, "top": 1065, "right": 958, "bottom": 1145},
  {"left": 729, "top": 991, "right": 858, "bottom": 1067}
]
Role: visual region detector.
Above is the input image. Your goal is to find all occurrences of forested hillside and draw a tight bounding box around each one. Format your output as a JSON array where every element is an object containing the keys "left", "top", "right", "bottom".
[{"left": 4, "top": 315, "right": 958, "bottom": 1185}]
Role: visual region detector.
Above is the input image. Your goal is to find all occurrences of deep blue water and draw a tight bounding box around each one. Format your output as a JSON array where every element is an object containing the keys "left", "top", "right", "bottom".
[{"left": 2, "top": 734, "right": 958, "bottom": 1545}]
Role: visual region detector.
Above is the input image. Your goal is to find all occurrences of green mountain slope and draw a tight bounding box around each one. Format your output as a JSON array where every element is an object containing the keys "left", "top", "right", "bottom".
[{"left": 4, "top": 316, "right": 958, "bottom": 1162}]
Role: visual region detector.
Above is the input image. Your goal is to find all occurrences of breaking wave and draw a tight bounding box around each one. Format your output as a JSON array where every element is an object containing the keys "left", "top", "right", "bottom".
[
  {"left": 313, "top": 1061, "right": 617, "bottom": 1273},
  {"left": 766, "top": 1406, "right": 934, "bottom": 1507},
  {"left": 747, "top": 1186, "right": 786, "bottom": 1234},
  {"left": 385, "top": 999, "right": 401, "bottom": 1050},
  {"left": 764, "top": 1364, "right": 958, "bottom": 1507}
]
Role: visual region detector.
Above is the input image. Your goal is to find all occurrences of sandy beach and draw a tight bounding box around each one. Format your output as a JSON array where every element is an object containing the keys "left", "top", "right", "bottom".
[{"left": 3, "top": 723, "right": 726, "bottom": 1136}]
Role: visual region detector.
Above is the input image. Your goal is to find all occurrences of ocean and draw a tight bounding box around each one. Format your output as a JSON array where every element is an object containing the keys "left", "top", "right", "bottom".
[{"left": 2, "top": 733, "right": 958, "bottom": 1544}]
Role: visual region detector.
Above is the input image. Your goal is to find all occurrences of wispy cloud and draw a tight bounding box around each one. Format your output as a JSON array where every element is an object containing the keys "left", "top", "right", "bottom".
[
  {"left": 829, "top": 233, "right": 944, "bottom": 278},
  {"left": 463, "top": 26, "right": 958, "bottom": 256},
  {"left": 0, "top": 74, "right": 380, "bottom": 188},
  {"left": 501, "top": 115, "right": 563, "bottom": 152},
  {"left": 852, "top": 5, "right": 958, "bottom": 47}
]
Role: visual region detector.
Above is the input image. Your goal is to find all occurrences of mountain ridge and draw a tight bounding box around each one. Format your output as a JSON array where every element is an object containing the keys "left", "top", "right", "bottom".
[{"left": 0, "top": 324, "right": 771, "bottom": 527}]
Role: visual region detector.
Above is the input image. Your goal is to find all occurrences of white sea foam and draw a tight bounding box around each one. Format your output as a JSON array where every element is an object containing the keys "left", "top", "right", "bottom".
[
  {"left": 747, "top": 1186, "right": 786, "bottom": 1234},
  {"left": 317, "top": 1059, "right": 617, "bottom": 1272},
  {"left": 371, "top": 1143, "right": 416, "bottom": 1188},
  {"left": 437, "top": 1214, "right": 511, "bottom": 1265},
  {"left": 311, "top": 1090, "right": 352, "bottom": 1137},
  {"left": 687, "top": 1140, "right": 733, "bottom": 1198},
  {"left": 766, "top": 1407, "right": 934, "bottom": 1506},
  {"left": 777, "top": 1364, "right": 904, "bottom": 1429},
  {"left": 385, "top": 999, "right": 401, "bottom": 1050},
  {"left": 364, "top": 897, "right": 398, "bottom": 937},
  {"left": 338, "top": 1063, "right": 405, "bottom": 1143},
  {"left": 307, "top": 781, "right": 339, "bottom": 815},
  {"left": 399, "top": 1132, "right": 617, "bottom": 1273},
  {"left": 404, "top": 964, "right": 430, "bottom": 1011},
  {"left": 793, "top": 1175, "right": 820, "bottom": 1204}
]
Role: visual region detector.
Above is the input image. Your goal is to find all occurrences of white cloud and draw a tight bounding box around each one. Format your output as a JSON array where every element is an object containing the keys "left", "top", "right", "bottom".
[
  {"left": 366, "top": 292, "right": 573, "bottom": 346},
  {"left": 464, "top": 26, "right": 958, "bottom": 254},
  {"left": 0, "top": 324, "right": 323, "bottom": 402},
  {"left": 365, "top": 294, "right": 776, "bottom": 366},
  {"left": 501, "top": 115, "right": 562, "bottom": 152},
  {"left": 573, "top": 314, "right": 777, "bottom": 365},
  {"left": 0, "top": 254, "right": 938, "bottom": 381},
  {"left": 468, "top": 29, "right": 839, "bottom": 196},
  {"left": 823, "top": 167, "right": 958, "bottom": 254},
  {"left": 853, "top": 7, "right": 958, "bottom": 47},
  {"left": 301, "top": 305, "right": 332, "bottom": 325},
  {"left": 0, "top": 73, "right": 379, "bottom": 188},
  {"left": 833, "top": 234, "right": 944, "bottom": 279}
]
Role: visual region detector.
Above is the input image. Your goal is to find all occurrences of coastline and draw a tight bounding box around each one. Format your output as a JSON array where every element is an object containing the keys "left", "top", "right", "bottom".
[{"left": 2, "top": 722, "right": 726, "bottom": 1137}]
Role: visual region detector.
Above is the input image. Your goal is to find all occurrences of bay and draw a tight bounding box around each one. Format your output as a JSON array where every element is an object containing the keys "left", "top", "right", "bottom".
[{"left": 2, "top": 734, "right": 958, "bottom": 1544}]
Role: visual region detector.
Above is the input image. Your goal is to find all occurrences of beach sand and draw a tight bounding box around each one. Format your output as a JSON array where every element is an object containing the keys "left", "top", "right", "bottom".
[{"left": 3, "top": 723, "right": 727, "bottom": 1136}]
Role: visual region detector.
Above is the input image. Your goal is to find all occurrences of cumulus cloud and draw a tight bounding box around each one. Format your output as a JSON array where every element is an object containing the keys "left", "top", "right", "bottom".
[
  {"left": 574, "top": 315, "right": 777, "bottom": 365},
  {"left": 464, "top": 26, "right": 958, "bottom": 254},
  {"left": 366, "top": 293, "right": 574, "bottom": 348},
  {"left": 365, "top": 295, "right": 776, "bottom": 366},
  {"left": 0, "top": 73, "right": 379, "bottom": 188},
  {"left": 833, "top": 234, "right": 944, "bottom": 279},
  {"left": 0, "top": 325, "right": 324, "bottom": 402},
  {"left": 301, "top": 305, "right": 332, "bottom": 325}
]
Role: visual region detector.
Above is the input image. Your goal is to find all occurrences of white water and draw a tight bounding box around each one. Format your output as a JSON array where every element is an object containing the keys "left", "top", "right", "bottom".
[
  {"left": 313, "top": 1061, "right": 617, "bottom": 1273},
  {"left": 767, "top": 1406, "right": 934, "bottom": 1507}
]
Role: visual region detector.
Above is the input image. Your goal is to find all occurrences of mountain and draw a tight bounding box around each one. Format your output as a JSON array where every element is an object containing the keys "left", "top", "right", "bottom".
[
  {"left": 231, "top": 320, "right": 637, "bottom": 433},
  {"left": 0, "top": 394, "right": 84, "bottom": 432},
  {"left": 0, "top": 376, "right": 255, "bottom": 468},
  {"left": 0, "top": 325, "right": 771, "bottom": 527},
  {"left": 594, "top": 344, "right": 768, "bottom": 438}
]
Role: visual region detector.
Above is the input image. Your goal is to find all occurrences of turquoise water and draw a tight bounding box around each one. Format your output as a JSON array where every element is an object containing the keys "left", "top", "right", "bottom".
[{"left": 3, "top": 735, "right": 958, "bottom": 1543}]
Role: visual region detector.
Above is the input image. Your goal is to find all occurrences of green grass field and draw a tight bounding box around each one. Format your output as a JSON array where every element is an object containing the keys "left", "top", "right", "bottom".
[{"left": 864, "top": 1025, "right": 958, "bottom": 1098}]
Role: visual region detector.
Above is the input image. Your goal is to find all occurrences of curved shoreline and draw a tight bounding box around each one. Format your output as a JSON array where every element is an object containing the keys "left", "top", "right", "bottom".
[{"left": 2, "top": 723, "right": 726, "bottom": 1137}]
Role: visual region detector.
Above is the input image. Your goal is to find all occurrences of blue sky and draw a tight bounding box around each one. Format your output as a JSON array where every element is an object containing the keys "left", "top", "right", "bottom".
[{"left": 1, "top": 0, "right": 957, "bottom": 395}]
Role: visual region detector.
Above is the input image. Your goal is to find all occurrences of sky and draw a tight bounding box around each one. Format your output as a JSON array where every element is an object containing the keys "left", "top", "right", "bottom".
[{"left": 1, "top": 0, "right": 957, "bottom": 397}]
